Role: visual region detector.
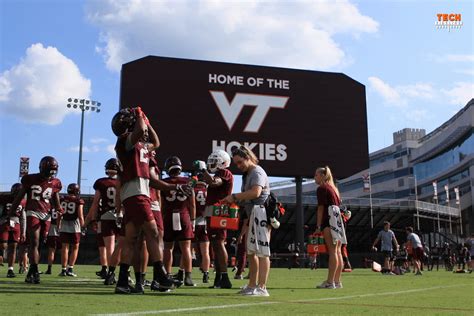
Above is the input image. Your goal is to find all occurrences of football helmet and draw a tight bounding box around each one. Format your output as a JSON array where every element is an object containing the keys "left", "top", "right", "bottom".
[
  {"left": 67, "top": 183, "right": 80, "bottom": 195},
  {"left": 207, "top": 150, "right": 230, "bottom": 173},
  {"left": 164, "top": 156, "right": 182, "bottom": 174},
  {"left": 39, "top": 156, "right": 58, "bottom": 178},
  {"left": 10, "top": 183, "right": 22, "bottom": 197},
  {"left": 111, "top": 108, "right": 137, "bottom": 136},
  {"left": 105, "top": 158, "right": 120, "bottom": 172}
]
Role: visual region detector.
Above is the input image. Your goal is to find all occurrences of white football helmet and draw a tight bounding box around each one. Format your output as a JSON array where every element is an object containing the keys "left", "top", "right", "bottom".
[{"left": 207, "top": 150, "right": 231, "bottom": 173}]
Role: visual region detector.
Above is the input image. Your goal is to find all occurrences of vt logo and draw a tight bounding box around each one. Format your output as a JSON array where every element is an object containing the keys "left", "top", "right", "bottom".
[{"left": 210, "top": 91, "right": 289, "bottom": 133}]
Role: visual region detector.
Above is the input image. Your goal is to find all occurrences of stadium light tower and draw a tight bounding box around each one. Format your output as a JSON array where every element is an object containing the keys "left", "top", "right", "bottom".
[{"left": 66, "top": 98, "right": 101, "bottom": 189}]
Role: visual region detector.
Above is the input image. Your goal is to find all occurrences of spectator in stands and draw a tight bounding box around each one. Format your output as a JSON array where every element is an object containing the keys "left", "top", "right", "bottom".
[
  {"left": 371, "top": 221, "right": 399, "bottom": 275},
  {"left": 405, "top": 227, "right": 423, "bottom": 275},
  {"left": 314, "top": 166, "right": 344, "bottom": 289}
]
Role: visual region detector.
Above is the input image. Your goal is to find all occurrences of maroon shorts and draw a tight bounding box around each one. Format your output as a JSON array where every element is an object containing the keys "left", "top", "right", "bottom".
[
  {"left": 206, "top": 218, "right": 227, "bottom": 241},
  {"left": 163, "top": 212, "right": 194, "bottom": 242},
  {"left": 96, "top": 233, "right": 105, "bottom": 248},
  {"left": 413, "top": 247, "right": 424, "bottom": 261},
  {"left": 27, "top": 215, "right": 51, "bottom": 240},
  {"left": 194, "top": 225, "right": 209, "bottom": 243},
  {"left": 152, "top": 211, "right": 163, "bottom": 232},
  {"left": 123, "top": 195, "right": 154, "bottom": 227},
  {"left": 0, "top": 222, "right": 20, "bottom": 243},
  {"left": 60, "top": 232, "right": 81, "bottom": 245},
  {"left": 100, "top": 220, "right": 119, "bottom": 237},
  {"left": 46, "top": 235, "right": 62, "bottom": 250}
]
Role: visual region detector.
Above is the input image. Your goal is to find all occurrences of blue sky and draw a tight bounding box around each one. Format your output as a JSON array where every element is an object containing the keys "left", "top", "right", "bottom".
[{"left": 1, "top": 0, "right": 473, "bottom": 194}]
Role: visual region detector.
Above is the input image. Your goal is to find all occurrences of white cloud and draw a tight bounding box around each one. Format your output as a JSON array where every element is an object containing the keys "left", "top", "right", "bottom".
[
  {"left": 0, "top": 43, "right": 91, "bottom": 125},
  {"left": 397, "top": 83, "right": 435, "bottom": 100},
  {"left": 106, "top": 144, "right": 116, "bottom": 155},
  {"left": 68, "top": 145, "right": 100, "bottom": 153},
  {"left": 441, "top": 82, "right": 474, "bottom": 106},
  {"left": 368, "top": 76, "right": 403, "bottom": 105},
  {"left": 90, "top": 137, "right": 109, "bottom": 144},
  {"left": 404, "top": 109, "right": 430, "bottom": 123},
  {"left": 86, "top": 0, "right": 378, "bottom": 72},
  {"left": 454, "top": 68, "right": 474, "bottom": 76},
  {"left": 368, "top": 76, "right": 436, "bottom": 106},
  {"left": 432, "top": 54, "right": 474, "bottom": 63}
]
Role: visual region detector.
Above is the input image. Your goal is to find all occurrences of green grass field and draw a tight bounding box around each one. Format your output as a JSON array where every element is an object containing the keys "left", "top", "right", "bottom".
[{"left": 1, "top": 265, "right": 473, "bottom": 315}]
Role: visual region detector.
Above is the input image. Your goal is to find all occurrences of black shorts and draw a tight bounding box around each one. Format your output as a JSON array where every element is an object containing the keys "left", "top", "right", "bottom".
[{"left": 382, "top": 250, "right": 394, "bottom": 260}]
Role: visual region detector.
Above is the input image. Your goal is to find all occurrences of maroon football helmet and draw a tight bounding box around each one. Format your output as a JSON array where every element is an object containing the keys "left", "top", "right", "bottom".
[
  {"left": 111, "top": 108, "right": 136, "bottom": 136},
  {"left": 39, "top": 156, "right": 58, "bottom": 178},
  {"left": 164, "top": 156, "right": 182, "bottom": 175},
  {"left": 10, "top": 183, "right": 22, "bottom": 197},
  {"left": 105, "top": 158, "right": 120, "bottom": 172},
  {"left": 67, "top": 183, "right": 80, "bottom": 195}
]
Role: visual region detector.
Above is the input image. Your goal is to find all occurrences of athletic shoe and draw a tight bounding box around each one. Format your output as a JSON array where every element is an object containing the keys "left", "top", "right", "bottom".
[
  {"left": 66, "top": 269, "right": 77, "bottom": 277},
  {"left": 150, "top": 274, "right": 175, "bottom": 291},
  {"left": 234, "top": 274, "right": 243, "bottom": 280},
  {"left": 240, "top": 286, "right": 257, "bottom": 295},
  {"left": 202, "top": 272, "right": 209, "bottom": 283},
  {"left": 7, "top": 269, "right": 16, "bottom": 278},
  {"left": 19, "top": 266, "right": 26, "bottom": 274},
  {"left": 33, "top": 272, "right": 41, "bottom": 284},
  {"left": 255, "top": 287, "right": 270, "bottom": 297},
  {"left": 415, "top": 271, "right": 423, "bottom": 276},
  {"left": 316, "top": 281, "right": 336, "bottom": 289},
  {"left": 58, "top": 270, "right": 67, "bottom": 277},
  {"left": 335, "top": 282, "right": 343, "bottom": 289},
  {"left": 25, "top": 274, "right": 34, "bottom": 283},
  {"left": 96, "top": 270, "right": 108, "bottom": 279},
  {"left": 150, "top": 281, "right": 172, "bottom": 293},
  {"left": 184, "top": 275, "right": 196, "bottom": 287},
  {"left": 388, "top": 272, "right": 396, "bottom": 276},
  {"left": 134, "top": 282, "right": 145, "bottom": 294},
  {"left": 45, "top": 269, "right": 52, "bottom": 275},
  {"left": 209, "top": 273, "right": 222, "bottom": 288},
  {"left": 115, "top": 284, "right": 133, "bottom": 294},
  {"left": 220, "top": 273, "right": 232, "bottom": 289},
  {"left": 104, "top": 272, "right": 116, "bottom": 285},
  {"left": 142, "top": 279, "right": 151, "bottom": 287}
]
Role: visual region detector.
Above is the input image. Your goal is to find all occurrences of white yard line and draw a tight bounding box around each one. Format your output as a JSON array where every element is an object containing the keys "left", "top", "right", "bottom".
[{"left": 92, "top": 283, "right": 471, "bottom": 316}]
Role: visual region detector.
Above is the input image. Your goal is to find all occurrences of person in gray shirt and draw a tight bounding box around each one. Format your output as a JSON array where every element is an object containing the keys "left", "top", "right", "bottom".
[
  {"left": 372, "top": 221, "right": 399, "bottom": 274},
  {"left": 406, "top": 226, "right": 424, "bottom": 275},
  {"left": 222, "top": 145, "right": 271, "bottom": 297}
]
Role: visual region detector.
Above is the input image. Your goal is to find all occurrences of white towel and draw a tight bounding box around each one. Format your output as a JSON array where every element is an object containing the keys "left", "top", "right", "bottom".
[
  {"left": 172, "top": 213, "right": 182, "bottom": 231},
  {"left": 328, "top": 205, "right": 347, "bottom": 245},
  {"left": 246, "top": 205, "right": 271, "bottom": 257}
]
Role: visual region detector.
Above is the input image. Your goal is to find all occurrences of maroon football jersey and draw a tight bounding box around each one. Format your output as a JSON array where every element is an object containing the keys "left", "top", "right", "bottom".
[
  {"left": 194, "top": 182, "right": 207, "bottom": 217},
  {"left": 93, "top": 177, "right": 118, "bottom": 217},
  {"left": 50, "top": 208, "right": 60, "bottom": 225},
  {"left": 115, "top": 133, "right": 150, "bottom": 184},
  {"left": 161, "top": 177, "right": 190, "bottom": 215},
  {"left": 149, "top": 156, "right": 160, "bottom": 203},
  {"left": 205, "top": 169, "right": 233, "bottom": 205},
  {"left": 0, "top": 195, "right": 26, "bottom": 219},
  {"left": 60, "top": 195, "right": 85, "bottom": 220},
  {"left": 21, "top": 173, "right": 62, "bottom": 213}
]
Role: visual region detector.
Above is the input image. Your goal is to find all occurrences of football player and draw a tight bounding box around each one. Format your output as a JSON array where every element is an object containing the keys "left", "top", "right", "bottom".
[
  {"left": 0, "top": 183, "right": 26, "bottom": 278},
  {"left": 196, "top": 150, "right": 234, "bottom": 289},
  {"left": 84, "top": 158, "right": 121, "bottom": 279},
  {"left": 112, "top": 107, "right": 191, "bottom": 294},
  {"left": 58, "top": 183, "right": 84, "bottom": 277},
  {"left": 10, "top": 156, "right": 63, "bottom": 284},
  {"left": 161, "top": 156, "right": 196, "bottom": 287},
  {"left": 45, "top": 207, "right": 61, "bottom": 275},
  {"left": 192, "top": 172, "right": 210, "bottom": 283}
]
